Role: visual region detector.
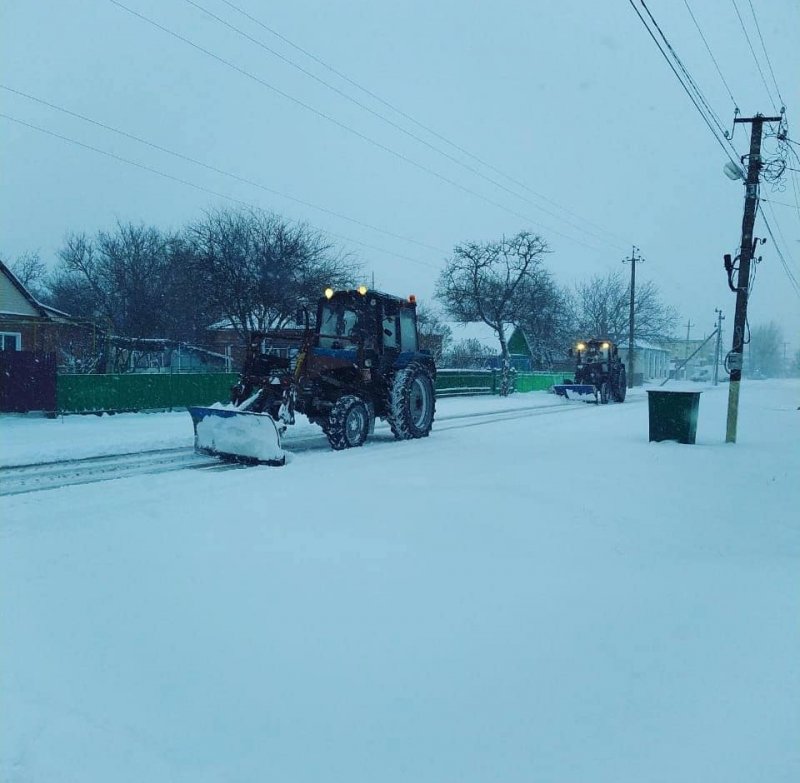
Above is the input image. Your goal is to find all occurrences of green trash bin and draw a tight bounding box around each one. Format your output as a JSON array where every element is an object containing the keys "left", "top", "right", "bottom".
[{"left": 646, "top": 390, "right": 702, "bottom": 444}]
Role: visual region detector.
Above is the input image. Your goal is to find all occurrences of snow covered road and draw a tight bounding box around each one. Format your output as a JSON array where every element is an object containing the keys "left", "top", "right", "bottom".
[
  {"left": 1, "top": 391, "right": 632, "bottom": 494},
  {"left": 2, "top": 382, "right": 799, "bottom": 782}
]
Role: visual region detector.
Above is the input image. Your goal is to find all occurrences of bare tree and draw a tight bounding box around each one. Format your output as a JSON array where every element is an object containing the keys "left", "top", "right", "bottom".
[
  {"left": 749, "top": 321, "right": 784, "bottom": 377},
  {"left": 415, "top": 303, "right": 452, "bottom": 362},
  {"left": 187, "top": 207, "right": 357, "bottom": 341},
  {"left": 49, "top": 224, "right": 182, "bottom": 338},
  {"left": 571, "top": 270, "right": 678, "bottom": 343},
  {"left": 514, "top": 273, "right": 572, "bottom": 367},
  {"left": 444, "top": 338, "right": 496, "bottom": 369},
  {"left": 436, "top": 231, "right": 550, "bottom": 395},
  {"left": 4, "top": 251, "right": 48, "bottom": 301}
]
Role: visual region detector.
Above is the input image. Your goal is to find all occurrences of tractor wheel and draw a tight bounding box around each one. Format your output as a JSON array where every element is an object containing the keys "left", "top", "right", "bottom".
[
  {"left": 599, "top": 381, "right": 610, "bottom": 405},
  {"left": 613, "top": 367, "right": 627, "bottom": 402},
  {"left": 387, "top": 363, "right": 435, "bottom": 440},
  {"left": 325, "top": 395, "right": 369, "bottom": 450}
]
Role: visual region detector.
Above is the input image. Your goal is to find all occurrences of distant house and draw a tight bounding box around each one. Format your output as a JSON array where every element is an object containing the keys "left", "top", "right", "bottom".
[{"left": 616, "top": 339, "right": 670, "bottom": 383}]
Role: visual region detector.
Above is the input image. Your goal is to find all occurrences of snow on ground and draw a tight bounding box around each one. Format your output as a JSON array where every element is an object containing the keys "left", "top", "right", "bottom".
[
  {"left": 1, "top": 381, "right": 799, "bottom": 782},
  {"left": 0, "top": 390, "right": 570, "bottom": 467}
]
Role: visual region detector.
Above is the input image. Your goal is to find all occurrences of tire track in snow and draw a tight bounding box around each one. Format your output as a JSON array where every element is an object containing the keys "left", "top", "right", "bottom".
[{"left": 0, "top": 397, "right": 644, "bottom": 496}]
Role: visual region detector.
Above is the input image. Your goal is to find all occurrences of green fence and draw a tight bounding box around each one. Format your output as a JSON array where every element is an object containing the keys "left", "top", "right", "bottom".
[
  {"left": 514, "top": 372, "right": 570, "bottom": 393},
  {"left": 54, "top": 370, "right": 571, "bottom": 413},
  {"left": 57, "top": 373, "right": 238, "bottom": 413}
]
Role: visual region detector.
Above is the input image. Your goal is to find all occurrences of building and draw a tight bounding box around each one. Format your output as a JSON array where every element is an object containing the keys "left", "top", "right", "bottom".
[
  {"left": 616, "top": 339, "right": 670, "bottom": 384},
  {"left": 0, "top": 259, "right": 97, "bottom": 362}
]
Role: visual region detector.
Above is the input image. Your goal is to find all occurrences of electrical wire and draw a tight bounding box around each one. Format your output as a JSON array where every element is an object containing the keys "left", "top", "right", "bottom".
[
  {"left": 626, "top": 0, "right": 740, "bottom": 166},
  {"left": 681, "top": 0, "right": 738, "bottom": 109},
  {"left": 106, "top": 0, "right": 612, "bottom": 254},
  {"left": 746, "top": 0, "right": 786, "bottom": 109},
  {"left": 179, "top": 0, "right": 625, "bottom": 251},
  {"left": 730, "top": 0, "right": 779, "bottom": 112},
  {"left": 638, "top": 0, "right": 732, "bottom": 145},
  {"left": 0, "top": 112, "right": 441, "bottom": 271},
  {"left": 0, "top": 84, "right": 446, "bottom": 255},
  {"left": 758, "top": 203, "right": 800, "bottom": 297},
  {"left": 216, "top": 0, "right": 631, "bottom": 248}
]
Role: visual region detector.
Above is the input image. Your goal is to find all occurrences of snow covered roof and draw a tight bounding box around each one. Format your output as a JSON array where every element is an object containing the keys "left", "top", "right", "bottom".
[{"left": 617, "top": 339, "right": 669, "bottom": 353}]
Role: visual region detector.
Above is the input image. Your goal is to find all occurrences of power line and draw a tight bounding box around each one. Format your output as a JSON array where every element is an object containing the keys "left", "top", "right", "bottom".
[
  {"left": 626, "top": 0, "right": 740, "bottom": 166},
  {"left": 216, "top": 0, "right": 631, "bottom": 248},
  {"left": 0, "top": 84, "right": 446, "bottom": 255},
  {"left": 745, "top": 0, "right": 786, "bottom": 108},
  {"left": 681, "top": 0, "right": 738, "bottom": 109},
  {"left": 0, "top": 112, "right": 440, "bottom": 271},
  {"left": 758, "top": 203, "right": 800, "bottom": 297},
  {"left": 107, "top": 0, "right": 611, "bottom": 253},
  {"left": 638, "top": 0, "right": 731, "bottom": 144},
  {"left": 179, "top": 0, "right": 624, "bottom": 251},
  {"left": 729, "top": 0, "right": 779, "bottom": 111}
]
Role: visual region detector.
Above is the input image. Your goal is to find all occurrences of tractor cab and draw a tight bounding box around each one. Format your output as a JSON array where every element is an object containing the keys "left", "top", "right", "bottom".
[
  {"left": 315, "top": 288, "right": 419, "bottom": 357},
  {"left": 574, "top": 339, "right": 616, "bottom": 369}
]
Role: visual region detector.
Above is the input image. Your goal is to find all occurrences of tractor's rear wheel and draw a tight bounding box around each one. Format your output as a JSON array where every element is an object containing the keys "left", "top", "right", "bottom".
[
  {"left": 325, "top": 395, "right": 369, "bottom": 450},
  {"left": 387, "top": 363, "right": 435, "bottom": 440},
  {"left": 613, "top": 367, "right": 627, "bottom": 402}
]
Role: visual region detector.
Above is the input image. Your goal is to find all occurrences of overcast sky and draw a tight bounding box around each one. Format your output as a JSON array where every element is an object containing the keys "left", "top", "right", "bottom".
[{"left": 2, "top": 0, "right": 798, "bottom": 349}]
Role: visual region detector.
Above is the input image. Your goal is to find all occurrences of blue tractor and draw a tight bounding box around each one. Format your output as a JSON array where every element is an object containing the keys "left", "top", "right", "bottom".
[{"left": 553, "top": 339, "right": 627, "bottom": 404}]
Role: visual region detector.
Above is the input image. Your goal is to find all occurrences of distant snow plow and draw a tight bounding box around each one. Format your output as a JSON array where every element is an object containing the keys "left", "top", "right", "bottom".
[
  {"left": 188, "top": 287, "right": 436, "bottom": 465},
  {"left": 188, "top": 405, "right": 285, "bottom": 466},
  {"left": 552, "top": 339, "right": 627, "bottom": 405}
]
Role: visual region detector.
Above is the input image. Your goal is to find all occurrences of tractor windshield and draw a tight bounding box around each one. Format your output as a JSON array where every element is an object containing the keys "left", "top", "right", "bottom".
[
  {"left": 318, "top": 300, "right": 361, "bottom": 348},
  {"left": 580, "top": 344, "right": 608, "bottom": 364}
]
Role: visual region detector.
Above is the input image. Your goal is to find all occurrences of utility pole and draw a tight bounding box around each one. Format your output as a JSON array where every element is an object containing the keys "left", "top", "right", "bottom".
[
  {"left": 683, "top": 319, "right": 695, "bottom": 380},
  {"left": 725, "top": 113, "right": 782, "bottom": 443},
  {"left": 622, "top": 246, "right": 643, "bottom": 388},
  {"left": 713, "top": 308, "right": 725, "bottom": 385}
]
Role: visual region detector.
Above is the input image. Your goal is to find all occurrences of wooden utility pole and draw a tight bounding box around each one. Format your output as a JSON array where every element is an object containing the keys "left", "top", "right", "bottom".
[
  {"left": 622, "top": 247, "right": 643, "bottom": 388},
  {"left": 725, "top": 114, "right": 782, "bottom": 443},
  {"left": 713, "top": 308, "right": 725, "bottom": 385},
  {"left": 683, "top": 319, "right": 695, "bottom": 379}
]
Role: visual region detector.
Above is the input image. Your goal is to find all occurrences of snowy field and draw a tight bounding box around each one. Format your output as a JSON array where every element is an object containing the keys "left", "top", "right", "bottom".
[{"left": 2, "top": 381, "right": 799, "bottom": 782}]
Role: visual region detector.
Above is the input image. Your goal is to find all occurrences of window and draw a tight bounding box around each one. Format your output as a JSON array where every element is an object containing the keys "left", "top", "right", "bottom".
[
  {"left": 399, "top": 309, "right": 418, "bottom": 352},
  {"left": 318, "top": 303, "right": 360, "bottom": 349},
  {"left": 0, "top": 332, "right": 21, "bottom": 351}
]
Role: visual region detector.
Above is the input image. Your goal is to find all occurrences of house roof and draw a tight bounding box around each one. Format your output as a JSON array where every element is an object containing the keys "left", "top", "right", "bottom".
[
  {"left": 617, "top": 339, "right": 670, "bottom": 353},
  {"left": 0, "top": 259, "right": 48, "bottom": 318}
]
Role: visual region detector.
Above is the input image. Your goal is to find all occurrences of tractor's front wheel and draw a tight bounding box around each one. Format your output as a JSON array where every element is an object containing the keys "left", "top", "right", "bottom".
[
  {"left": 387, "top": 363, "right": 435, "bottom": 440},
  {"left": 599, "top": 382, "right": 610, "bottom": 405},
  {"left": 325, "top": 395, "right": 370, "bottom": 450}
]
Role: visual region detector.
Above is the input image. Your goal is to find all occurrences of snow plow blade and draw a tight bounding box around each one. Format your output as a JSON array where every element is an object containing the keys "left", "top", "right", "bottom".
[
  {"left": 552, "top": 384, "right": 598, "bottom": 402},
  {"left": 188, "top": 406, "right": 285, "bottom": 466}
]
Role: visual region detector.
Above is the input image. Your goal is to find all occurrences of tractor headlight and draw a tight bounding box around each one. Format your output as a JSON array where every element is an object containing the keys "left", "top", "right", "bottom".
[
  {"left": 577, "top": 342, "right": 585, "bottom": 351},
  {"left": 324, "top": 287, "right": 334, "bottom": 299},
  {"left": 358, "top": 285, "right": 368, "bottom": 295},
  {"left": 602, "top": 342, "right": 609, "bottom": 349}
]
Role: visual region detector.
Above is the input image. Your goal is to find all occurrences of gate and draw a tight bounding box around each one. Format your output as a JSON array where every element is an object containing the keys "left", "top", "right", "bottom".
[{"left": 0, "top": 351, "right": 57, "bottom": 412}]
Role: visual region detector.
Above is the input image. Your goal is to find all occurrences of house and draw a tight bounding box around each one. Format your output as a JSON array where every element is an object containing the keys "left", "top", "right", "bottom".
[
  {"left": 0, "top": 259, "right": 97, "bottom": 362},
  {"left": 616, "top": 339, "right": 670, "bottom": 384}
]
